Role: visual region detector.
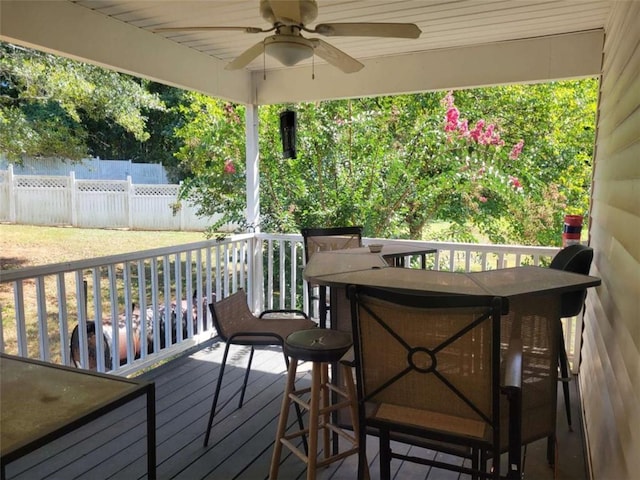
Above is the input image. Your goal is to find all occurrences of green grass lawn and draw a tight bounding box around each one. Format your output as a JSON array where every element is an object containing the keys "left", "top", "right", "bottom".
[{"left": 0, "top": 225, "right": 208, "bottom": 271}]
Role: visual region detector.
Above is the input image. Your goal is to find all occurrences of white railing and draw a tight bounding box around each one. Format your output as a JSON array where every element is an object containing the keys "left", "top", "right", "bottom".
[{"left": 1, "top": 233, "right": 574, "bottom": 377}]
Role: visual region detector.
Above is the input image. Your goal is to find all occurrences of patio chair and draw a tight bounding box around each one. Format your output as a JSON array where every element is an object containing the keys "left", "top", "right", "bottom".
[
  {"left": 301, "top": 226, "right": 363, "bottom": 328},
  {"left": 348, "top": 285, "right": 523, "bottom": 480},
  {"left": 549, "top": 244, "right": 594, "bottom": 429},
  {"left": 203, "top": 289, "right": 316, "bottom": 447}
]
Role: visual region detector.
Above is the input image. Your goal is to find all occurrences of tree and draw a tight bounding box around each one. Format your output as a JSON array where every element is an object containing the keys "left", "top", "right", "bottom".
[
  {"left": 0, "top": 42, "right": 165, "bottom": 162},
  {"left": 176, "top": 81, "right": 597, "bottom": 246},
  {"left": 172, "top": 93, "right": 247, "bottom": 232}
]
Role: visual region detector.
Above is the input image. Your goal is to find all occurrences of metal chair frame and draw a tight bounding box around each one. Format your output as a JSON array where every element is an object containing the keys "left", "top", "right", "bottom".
[
  {"left": 349, "top": 285, "right": 523, "bottom": 480},
  {"left": 301, "top": 226, "right": 363, "bottom": 328},
  {"left": 549, "top": 244, "right": 594, "bottom": 429},
  {"left": 203, "top": 289, "right": 316, "bottom": 447}
]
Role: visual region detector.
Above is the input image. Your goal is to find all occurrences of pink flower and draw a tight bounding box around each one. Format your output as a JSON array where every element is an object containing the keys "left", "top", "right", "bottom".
[
  {"left": 224, "top": 159, "right": 236, "bottom": 174},
  {"left": 478, "top": 196, "right": 488, "bottom": 203},
  {"left": 509, "top": 140, "right": 525, "bottom": 160},
  {"left": 469, "top": 120, "right": 485, "bottom": 142},
  {"left": 477, "top": 123, "right": 501, "bottom": 146},
  {"left": 442, "top": 91, "right": 455, "bottom": 109},
  {"left": 458, "top": 119, "right": 469, "bottom": 136},
  {"left": 509, "top": 175, "right": 523, "bottom": 190},
  {"left": 444, "top": 107, "right": 460, "bottom": 132}
]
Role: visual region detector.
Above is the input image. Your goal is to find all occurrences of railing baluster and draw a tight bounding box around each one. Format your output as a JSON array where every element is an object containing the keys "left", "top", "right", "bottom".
[
  {"left": 150, "top": 258, "right": 160, "bottom": 354},
  {"left": 267, "top": 239, "right": 274, "bottom": 310},
  {"left": 56, "top": 273, "right": 69, "bottom": 365},
  {"left": 174, "top": 253, "right": 183, "bottom": 343},
  {"left": 123, "top": 261, "right": 135, "bottom": 364},
  {"left": 186, "top": 250, "right": 194, "bottom": 339},
  {"left": 195, "top": 249, "right": 204, "bottom": 335},
  {"left": 206, "top": 246, "right": 213, "bottom": 329},
  {"left": 289, "top": 240, "right": 297, "bottom": 311},
  {"left": 75, "top": 271, "right": 89, "bottom": 369},
  {"left": 163, "top": 255, "right": 172, "bottom": 350},
  {"left": 137, "top": 260, "right": 148, "bottom": 359},
  {"left": 35, "top": 276, "right": 48, "bottom": 361},
  {"left": 108, "top": 264, "right": 118, "bottom": 371},
  {"left": 92, "top": 267, "right": 106, "bottom": 372},
  {"left": 215, "top": 244, "right": 223, "bottom": 298},
  {"left": 13, "top": 281, "right": 27, "bottom": 356}
]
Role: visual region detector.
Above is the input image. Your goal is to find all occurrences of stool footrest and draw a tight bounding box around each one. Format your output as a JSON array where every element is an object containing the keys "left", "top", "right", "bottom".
[
  {"left": 315, "top": 447, "right": 360, "bottom": 468},
  {"left": 324, "top": 422, "right": 357, "bottom": 444},
  {"left": 280, "top": 437, "right": 309, "bottom": 463}
]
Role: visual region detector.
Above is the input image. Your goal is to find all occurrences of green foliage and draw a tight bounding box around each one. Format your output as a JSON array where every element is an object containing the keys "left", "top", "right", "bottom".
[
  {"left": 177, "top": 81, "right": 597, "bottom": 246},
  {"left": 172, "top": 93, "right": 248, "bottom": 233},
  {"left": 1, "top": 42, "right": 597, "bottom": 246},
  {"left": 0, "top": 42, "right": 165, "bottom": 162}
]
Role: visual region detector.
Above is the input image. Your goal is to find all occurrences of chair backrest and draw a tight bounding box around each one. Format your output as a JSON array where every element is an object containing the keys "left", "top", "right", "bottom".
[
  {"left": 349, "top": 285, "right": 504, "bottom": 444},
  {"left": 301, "top": 226, "right": 363, "bottom": 263},
  {"left": 549, "top": 244, "right": 594, "bottom": 317},
  {"left": 208, "top": 289, "right": 253, "bottom": 342}
]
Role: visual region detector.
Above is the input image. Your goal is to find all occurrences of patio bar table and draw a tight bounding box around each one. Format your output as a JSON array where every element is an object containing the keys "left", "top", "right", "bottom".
[
  {"left": 333, "top": 244, "right": 437, "bottom": 269},
  {"left": 303, "top": 249, "right": 601, "bottom": 459},
  {"left": 0, "top": 353, "right": 156, "bottom": 480}
]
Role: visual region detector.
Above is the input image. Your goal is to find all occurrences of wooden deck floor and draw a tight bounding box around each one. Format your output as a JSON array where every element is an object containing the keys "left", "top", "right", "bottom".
[{"left": 5, "top": 340, "right": 588, "bottom": 479}]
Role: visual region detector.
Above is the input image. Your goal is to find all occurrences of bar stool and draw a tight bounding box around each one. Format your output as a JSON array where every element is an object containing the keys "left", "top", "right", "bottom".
[{"left": 269, "top": 328, "right": 360, "bottom": 480}]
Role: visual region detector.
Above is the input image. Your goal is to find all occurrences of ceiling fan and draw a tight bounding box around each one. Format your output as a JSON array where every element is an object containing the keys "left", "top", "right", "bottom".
[{"left": 154, "top": 0, "right": 421, "bottom": 73}]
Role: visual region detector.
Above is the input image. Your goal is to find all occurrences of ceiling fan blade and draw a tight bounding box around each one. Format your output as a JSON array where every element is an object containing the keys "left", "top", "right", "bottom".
[
  {"left": 226, "top": 41, "right": 265, "bottom": 70},
  {"left": 154, "top": 26, "right": 268, "bottom": 34},
  {"left": 267, "top": 0, "right": 303, "bottom": 24},
  {"left": 314, "top": 22, "right": 421, "bottom": 39},
  {"left": 310, "top": 39, "right": 363, "bottom": 73}
]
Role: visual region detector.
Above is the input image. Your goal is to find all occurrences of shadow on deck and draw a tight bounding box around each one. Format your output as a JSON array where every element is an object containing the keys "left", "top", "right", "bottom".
[{"left": 5, "top": 340, "right": 588, "bottom": 479}]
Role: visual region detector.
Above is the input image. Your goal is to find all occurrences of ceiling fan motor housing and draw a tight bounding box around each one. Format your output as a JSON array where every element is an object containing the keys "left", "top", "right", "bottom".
[{"left": 260, "top": 0, "right": 318, "bottom": 26}]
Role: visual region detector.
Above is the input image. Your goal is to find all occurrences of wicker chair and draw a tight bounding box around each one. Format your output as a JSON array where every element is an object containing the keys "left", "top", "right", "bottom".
[
  {"left": 301, "top": 226, "right": 363, "bottom": 328},
  {"left": 348, "top": 285, "right": 524, "bottom": 480},
  {"left": 203, "top": 289, "right": 316, "bottom": 447},
  {"left": 549, "top": 244, "right": 594, "bottom": 429}
]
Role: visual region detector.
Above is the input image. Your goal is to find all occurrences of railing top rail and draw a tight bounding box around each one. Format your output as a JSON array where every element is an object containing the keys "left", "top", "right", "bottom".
[
  {"left": 0, "top": 233, "right": 253, "bottom": 283},
  {"left": 0, "top": 231, "right": 560, "bottom": 284},
  {"left": 255, "top": 232, "right": 559, "bottom": 255}
]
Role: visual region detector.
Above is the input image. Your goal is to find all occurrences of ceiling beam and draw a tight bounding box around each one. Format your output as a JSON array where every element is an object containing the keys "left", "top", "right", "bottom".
[
  {"left": 0, "top": 0, "right": 253, "bottom": 104},
  {"left": 253, "top": 30, "right": 605, "bottom": 104}
]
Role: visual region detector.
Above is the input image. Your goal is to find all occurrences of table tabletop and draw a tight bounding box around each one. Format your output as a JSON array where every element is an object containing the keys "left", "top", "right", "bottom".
[
  {"left": 305, "top": 251, "right": 600, "bottom": 300},
  {"left": 0, "top": 353, "right": 155, "bottom": 478}
]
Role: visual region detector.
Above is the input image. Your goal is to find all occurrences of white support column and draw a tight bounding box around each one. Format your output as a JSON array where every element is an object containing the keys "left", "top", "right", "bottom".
[{"left": 245, "top": 104, "right": 263, "bottom": 311}]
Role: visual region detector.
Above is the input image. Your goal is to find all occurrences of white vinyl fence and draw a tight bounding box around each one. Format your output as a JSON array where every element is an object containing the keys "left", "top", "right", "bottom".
[
  {"left": 0, "top": 156, "right": 169, "bottom": 184},
  {"left": 0, "top": 165, "right": 227, "bottom": 231}
]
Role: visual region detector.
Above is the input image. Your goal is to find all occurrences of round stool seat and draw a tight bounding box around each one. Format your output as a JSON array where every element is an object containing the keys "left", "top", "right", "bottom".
[{"left": 285, "top": 328, "right": 352, "bottom": 363}]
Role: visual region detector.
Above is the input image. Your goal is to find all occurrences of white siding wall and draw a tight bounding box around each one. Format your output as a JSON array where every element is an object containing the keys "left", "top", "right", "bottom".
[{"left": 582, "top": 2, "right": 640, "bottom": 479}]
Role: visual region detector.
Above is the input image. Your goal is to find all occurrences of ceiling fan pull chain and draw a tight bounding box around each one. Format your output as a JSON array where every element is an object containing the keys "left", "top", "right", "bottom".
[
  {"left": 312, "top": 53, "right": 315, "bottom": 80},
  {"left": 263, "top": 44, "right": 267, "bottom": 80}
]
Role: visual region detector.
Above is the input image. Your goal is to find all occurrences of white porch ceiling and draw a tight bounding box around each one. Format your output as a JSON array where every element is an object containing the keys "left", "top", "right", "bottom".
[{"left": 0, "top": 0, "right": 610, "bottom": 104}]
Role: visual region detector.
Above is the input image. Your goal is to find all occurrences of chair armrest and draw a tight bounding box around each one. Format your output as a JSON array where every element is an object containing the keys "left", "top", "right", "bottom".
[
  {"left": 502, "top": 338, "right": 523, "bottom": 391},
  {"left": 259, "top": 309, "right": 310, "bottom": 319},
  {"left": 501, "top": 337, "right": 523, "bottom": 480}
]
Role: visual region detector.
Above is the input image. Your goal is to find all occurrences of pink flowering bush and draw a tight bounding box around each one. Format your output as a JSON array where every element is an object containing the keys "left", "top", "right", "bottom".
[{"left": 432, "top": 91, "right": 539, "bottom": 241}]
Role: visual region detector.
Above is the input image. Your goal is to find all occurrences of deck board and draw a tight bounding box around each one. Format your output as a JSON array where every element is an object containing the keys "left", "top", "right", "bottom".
[{"left": 3, "top": 340, "right": 587, "bottom": 479}]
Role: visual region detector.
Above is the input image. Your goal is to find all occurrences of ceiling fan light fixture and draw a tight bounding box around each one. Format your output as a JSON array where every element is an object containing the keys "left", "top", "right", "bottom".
[{"left": 264, "top": 36, "right": 314, "bottom": 66}]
